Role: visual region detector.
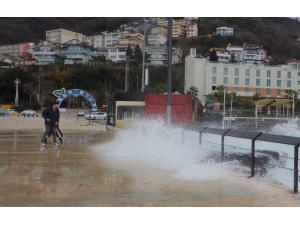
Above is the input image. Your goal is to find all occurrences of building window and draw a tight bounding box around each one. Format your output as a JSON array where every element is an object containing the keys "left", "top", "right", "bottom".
[
  {"left": 267, "top": 70, "right": 271, "bottom": 77},
  {"left": 256, "top": 70, "right": 260, "bottom": 77},
  {"left": 298, "top": 81, "right": 300, "bottom": 85},
  {"left": 287, "top": 72, "right": 291, "bottom": 79},
  {"left": 223, "top": 77, "right": 228, "bottom": 84},
  {"left": 267, "top": 79, "right": 271, "bottom": 87},
  {"left": 287, "top": 80, "right": 291, "bottom": 88},
  {"left": 245, "top": 87, "right": 249, "bottom": 92},
  {"left": 212, "top": 76, "right": 216, "bottom": 84},
  {"left": 256, "top": 79, "right": 260, "bottom": 86},
  {"left": 267, "top": 88, "right": 270, "bottom": 95},
  {"left": 245, "top": 78, "right": 250, "bottom": 86},
  {"left": 277, "top": 71, "right": 281, "bottom": 78},
  {"left": 212, "top": 67, "right": 217, "bottom": 75},
  {"left": 256, "top": 88, "right": 260, "bottom": 93},
  {"left": 277, "top": 89, "right": 281, "bottom": 96},
  {"left": 234, "top": 78, "right": 239, "bottom": 85},
  {"left": 245, "top": 69, "right": 250, "bottom": 76},
  {"left": 277, "top": 80, "right": 281, "bottom": 87},
  {"left": 235, "top": 68, "right": 239, "bottom": 76},
  {"left": 234, "top": 87, "right": 239, "bottom": 92},
  {"left": 224, "top": 68, "right": 228, "bottom": 75},
  {"left": 298, "top": 72, "right": 300, "bottom": 77}
]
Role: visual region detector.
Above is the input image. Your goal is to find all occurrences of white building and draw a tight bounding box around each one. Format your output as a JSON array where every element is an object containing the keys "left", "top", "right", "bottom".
[
  {"left": 87, "top": 34, "right": 105, "bottom": 49},
  {"left": 46, "top": 28, "right": 87, "bottom": 43},
  {"left": 215, "top": 27, "right": 233, "bottom": 36},
  {"left": 102, "top": 31, "right": 126, "bottom": 48},
  {"left": 147, "top": 34, "right": 167, "bottom": 46},
  {"left": 185, "top": 48, "right": 300, "bottom": 104}
]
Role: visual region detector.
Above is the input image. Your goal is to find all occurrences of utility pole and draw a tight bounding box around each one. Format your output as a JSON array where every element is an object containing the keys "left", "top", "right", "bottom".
[
  {"left": 125, "top": 56, "right": 129, "bottom": 92},
  {"left": 14, "top": 78, "right": 20, "bottom": 106},
  {"left": 167, "top": 17, "right": 172, "bottom": 126},
  {"left": 141, "top": 17, "right": 147, "bottom": 92}
]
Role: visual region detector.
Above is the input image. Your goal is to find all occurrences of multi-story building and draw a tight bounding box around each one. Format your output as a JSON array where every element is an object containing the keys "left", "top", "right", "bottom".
[
  {"left": 157, "top": 18, "right": 177, "bottom": 27},
  {"left": 213, "top": 43, "right": 267, "bottom": 65},
  {"left": 176, "top": 18, "right": 198, "bottom": 37},
  {"left": 15, "top": 53, "right": 37, "bottom": 67},
  {"left": 147, "top": 34, "right": 167, "bottom": 46},
  {"left": 150, "top": 26, "right": 168, "bottom": 37},
  {"left": 61, "top": 39, "right": 95, "bottom": 65},
  {"left": 102, "top": 31, "right": 126, "bottom": 48},
  {"left": 172, "top": 24, "right": 185, "bottom": 38},
  {"left": 183, "top": 23, "right": 198, "bottom": 37},
  {"left": 107, "top": 44, "right": 135, "bottom": 63},
  {"left": 125, "top": 32, "right": 144, "bottom": 41},
  {"left": 225, "top": 44, "right": 243, "bottom": 63},
  {"left": 33, "top": 41, "right": 64, "bottom": 65},
  {"left": 87, "top": 34, "right": 105, "bottom": 49},
  {"left": 118, "top": 36, "right": 143, "bottom": 48},
  {"left": 211, "top": 48, "right": 231, "bottom": 62},
  {"left": 46, "top": 28, "right": 87, "bottom": 43},
  {"left": 243, "top": 44, "right": 267, "bottom": 65},
  {"left": 185, "top": 48, "right": 300, "bottom": 104},
  {"left": 146, "top": 45, "right": 167, "bottom": 65},
  {"left": 215, "top": 27, "right": 233, "bottom": 36},
  {"left": 106, "top": 35, "right": 144, "bottom": 63},
  {"left": 145, "top": 46, "right": 182, "bottom": 65},
  {"left": 0, "top": 43, "right": 35, "bottom": 58}
]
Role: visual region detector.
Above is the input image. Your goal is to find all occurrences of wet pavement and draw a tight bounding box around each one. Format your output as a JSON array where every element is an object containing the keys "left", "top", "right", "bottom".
[{"left": 1, "top": 129, "right": 300, "bottom": 207}]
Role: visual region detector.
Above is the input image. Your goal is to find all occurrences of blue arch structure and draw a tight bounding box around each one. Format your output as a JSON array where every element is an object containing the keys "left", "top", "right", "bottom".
[{"left": 54, "top": 89, "right": 97, "bottom": 111}]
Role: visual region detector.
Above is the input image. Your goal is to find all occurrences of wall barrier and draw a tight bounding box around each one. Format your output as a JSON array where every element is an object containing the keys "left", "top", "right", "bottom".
[{"left": 183, "top": 125, "right": 300, "bottom": 194}]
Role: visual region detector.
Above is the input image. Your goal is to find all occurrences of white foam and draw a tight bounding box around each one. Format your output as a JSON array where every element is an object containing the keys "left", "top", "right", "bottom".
[{"left": 93, "top": 119, "right": 300, "bottom": 190}]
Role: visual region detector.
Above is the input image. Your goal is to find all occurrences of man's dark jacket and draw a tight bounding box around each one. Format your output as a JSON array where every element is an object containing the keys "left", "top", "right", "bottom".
[{"left": 42, "top": 106, "right": 60, "bottom": 126}]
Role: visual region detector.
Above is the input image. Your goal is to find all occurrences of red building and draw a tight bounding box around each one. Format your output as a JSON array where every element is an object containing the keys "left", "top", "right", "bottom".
[{"left": 145, "top": 94, "right": 194, "bottom": 125}]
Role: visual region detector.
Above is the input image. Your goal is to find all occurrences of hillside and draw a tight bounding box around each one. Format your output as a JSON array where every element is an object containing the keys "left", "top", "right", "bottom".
[
  {"left": 0, "top": 17, "right": 141, "bottom": 45},
  {"left": 1, "top": 17, "right": 300, "bottom": 64},
  {"left": 174, "top": 17, "right": 300, "bottom": 64}
]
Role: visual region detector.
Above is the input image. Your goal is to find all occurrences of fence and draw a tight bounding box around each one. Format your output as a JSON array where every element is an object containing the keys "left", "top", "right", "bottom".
[{"left": 182, "top": 125, "right": 300, "bottom": 194}]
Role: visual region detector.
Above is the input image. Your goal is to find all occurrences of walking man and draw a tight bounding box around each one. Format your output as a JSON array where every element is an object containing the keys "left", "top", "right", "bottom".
[{"left": 40, "top": 102, "right": 60, "bottom": 147}]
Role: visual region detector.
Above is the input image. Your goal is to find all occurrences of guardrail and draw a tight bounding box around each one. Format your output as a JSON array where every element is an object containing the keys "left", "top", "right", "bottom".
[{"left": 183, "top": 125, "right": 300, "bottom": 194}]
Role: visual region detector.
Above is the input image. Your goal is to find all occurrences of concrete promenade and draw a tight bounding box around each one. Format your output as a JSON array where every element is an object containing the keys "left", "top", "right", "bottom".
[{"left": 1, "top": 113, "right": 300, "bottom": 207}]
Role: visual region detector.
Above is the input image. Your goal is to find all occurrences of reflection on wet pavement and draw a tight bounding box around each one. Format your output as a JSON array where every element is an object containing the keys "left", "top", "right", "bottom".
[{"left": 1, "top": 130, "right": 300, "bottom": 207}]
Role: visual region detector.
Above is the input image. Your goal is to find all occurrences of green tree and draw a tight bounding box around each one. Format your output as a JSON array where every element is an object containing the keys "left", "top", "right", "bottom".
[
  {"left": 209, "top": 50, "right": 218, "bottom": 62},
  {"left": 134, "top": 44, "right": 143, "bottom": 64},
  {"left": 187, "top": 86, "right": 199, "bottom": 98},
  {"left": 214, "top": 85, "right": 226, "bottom": 110},
  {"left": 155, "top": 83, "right": 167, "bottom": 93},
  {"left": 126, "top": 44, "right": 133, "bottom": 60}
]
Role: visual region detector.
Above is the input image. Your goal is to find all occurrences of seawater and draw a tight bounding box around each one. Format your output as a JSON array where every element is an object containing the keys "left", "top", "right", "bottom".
[{"left": 95, "top": 118, "right": 300, "bottom": 191}]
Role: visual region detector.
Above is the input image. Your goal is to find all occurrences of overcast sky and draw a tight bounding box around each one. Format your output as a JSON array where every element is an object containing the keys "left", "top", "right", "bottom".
[{"left": 4, "top": 1, "right": 300, "bottom": 17}]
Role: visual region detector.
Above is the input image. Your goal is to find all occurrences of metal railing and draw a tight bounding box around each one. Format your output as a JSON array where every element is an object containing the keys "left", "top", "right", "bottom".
[{"left": 183, "top": 125, "right": 300, "bottom": 194}]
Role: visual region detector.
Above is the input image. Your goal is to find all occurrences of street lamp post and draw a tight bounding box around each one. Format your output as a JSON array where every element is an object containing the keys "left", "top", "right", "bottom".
[
  {"left": 222, "top": 88, "right": 226, "bottom": 129},
  {"left": 136, "top": 76, "right": 138, "bottom": 91},
  {"left": 282, "top": 92, "right": 295, "bottom": 118},
  {"left": 38, "top": 73, "right": 44, "bottom": 104},
  {"left": 230, "top": 95, "right": 233, "bottom": 127},
  {"left": 24, "top": 89, "right": 32, "bottom": 106},
  {"left": 73, "top": 81, "right": 75, "bottom": 109}
]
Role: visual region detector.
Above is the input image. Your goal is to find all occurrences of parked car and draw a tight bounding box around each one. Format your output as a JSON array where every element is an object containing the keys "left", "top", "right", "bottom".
[
  {"left": 77, "top": 111, "right": 84, "bottom": 116},
  {"left": 85, "top": 112, "right": 107, "bottom": 120},
  {"left": 6, "top": 109, "right": 15, "bottom": 115},
  {"left": 20, "top": 109, "right": 36, "bottom": 117}
]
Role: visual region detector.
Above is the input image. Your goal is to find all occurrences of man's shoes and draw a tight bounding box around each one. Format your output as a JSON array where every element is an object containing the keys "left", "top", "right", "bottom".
[
  {"left": 39, "top": 142, "right": 45, "bottom": 147},
  {"left": 53, "top": 143, "right": 58, "bottom": 147}
]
